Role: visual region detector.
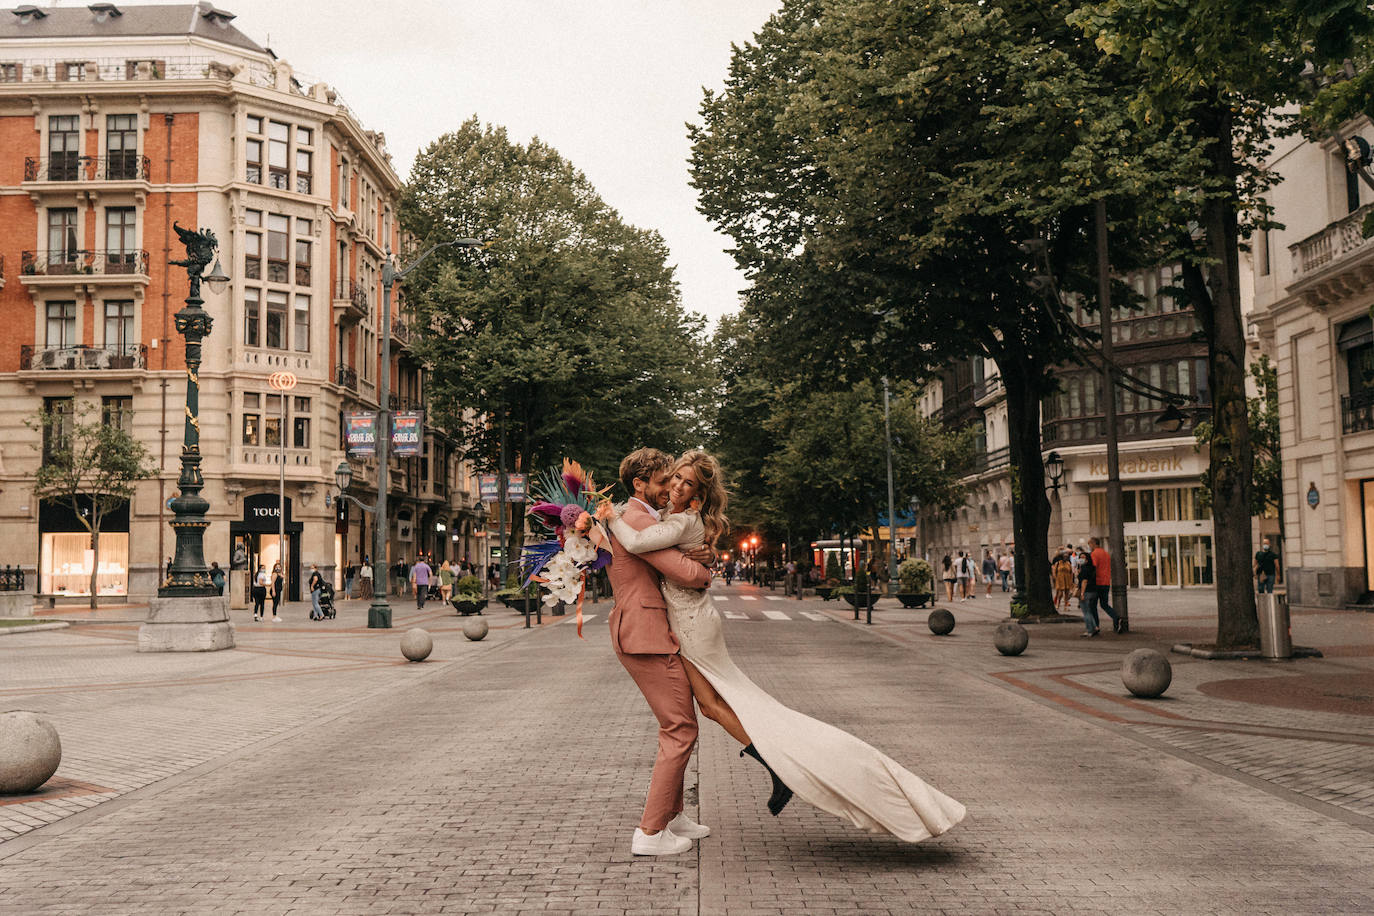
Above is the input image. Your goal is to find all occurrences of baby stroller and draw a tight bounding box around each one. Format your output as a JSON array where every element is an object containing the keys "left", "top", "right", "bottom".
[{"left": 317, "top": 580, "right": 337, "bottom": 619}]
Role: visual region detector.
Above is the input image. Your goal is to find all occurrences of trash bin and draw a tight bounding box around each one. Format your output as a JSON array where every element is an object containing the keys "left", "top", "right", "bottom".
[{"left": 1257, "top": 593, "right": 1292, "bottom": 659}]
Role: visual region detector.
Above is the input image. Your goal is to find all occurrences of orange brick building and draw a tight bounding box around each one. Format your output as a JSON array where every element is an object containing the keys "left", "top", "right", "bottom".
[{"left": 0, "top": 4, "right": 482, "bottom": 604}]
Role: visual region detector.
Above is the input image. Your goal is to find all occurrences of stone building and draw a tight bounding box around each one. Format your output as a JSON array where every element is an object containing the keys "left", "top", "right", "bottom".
[
  {"left": 0, "top": 3, "right": 481, "bottom": 604},
  {"left": 1251, "top": 109, "right": 1374, "bottom": 608}
]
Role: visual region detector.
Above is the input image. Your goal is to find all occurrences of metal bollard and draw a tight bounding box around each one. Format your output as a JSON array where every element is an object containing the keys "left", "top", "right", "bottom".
[{"left": 1257, "top": 592, "right": 1293, "bottom": 659}]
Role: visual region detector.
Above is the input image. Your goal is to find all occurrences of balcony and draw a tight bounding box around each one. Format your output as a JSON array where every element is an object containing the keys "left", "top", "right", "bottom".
[
  {"left": 20, "top": 250, "right": 150, "bottom": 290},
  {"left": 965, "top": 445, "right": 1011, "bottom": 475},
  {"left": 21, "top": 344, "right": 147, "bottom": 371},
  {"left": 1288, "top": 203, "right": 1374, "bottom": 309},
  {"left": 1342, "top": 390, "right": 1374, "bottom": 435},
  {"left": 972, "top": 375, "right": 1004, "bottom": 405},
  {"left": 336, "top": 364, "right": 358, "bottom": 392},
  {"left": 390, "top": 318, "right": 411, "bottom": 348},
  {"left": 24, "top": 154, "right": 151, "bottom": 183},
  {"left": 333, "top": 280, "right": 369, "bottom": 322}
]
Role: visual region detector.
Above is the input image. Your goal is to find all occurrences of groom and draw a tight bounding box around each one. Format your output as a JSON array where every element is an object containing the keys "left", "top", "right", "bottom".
[{"left": 606, "top": 447, "right": 714, "bottom": 856}]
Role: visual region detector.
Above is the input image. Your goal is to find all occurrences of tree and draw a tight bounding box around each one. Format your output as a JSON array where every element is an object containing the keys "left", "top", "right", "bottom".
[
  {"left": 28, "top": 402, "right": 156, "bottom": 609},
  {"left": 690, "top": 0, "right": 1172, "bottom": 614},
  {"left": 400, "top": 118, "right": 713, "bottom": 563},
  {"left": 1067, "top": 0, "right": 1374, "bottom": 645},
  {"left": 1194, "top": 355, "right": 1282, "bottom": 519}
]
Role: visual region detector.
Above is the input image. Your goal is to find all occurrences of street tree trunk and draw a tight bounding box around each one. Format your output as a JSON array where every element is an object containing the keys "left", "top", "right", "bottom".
[
  {"left": 998, "top": 352, "right": 1055, "bottom": 616},
  {"left": 1185, "top": 102, "right": 1260, "bottom": 650},
  {"left": 88, "top": 523, "right": 100, "bottom": 610}
]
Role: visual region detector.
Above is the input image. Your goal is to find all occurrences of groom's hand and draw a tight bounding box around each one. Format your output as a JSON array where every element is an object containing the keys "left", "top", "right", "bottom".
[{"left": 682, "top": 544, "right": 715, "bottom": 566}]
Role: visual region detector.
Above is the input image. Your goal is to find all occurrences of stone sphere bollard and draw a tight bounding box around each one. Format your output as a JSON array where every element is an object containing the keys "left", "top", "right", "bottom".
[
  {"left": 462, "top": 617, "right": 489, "bottom": 641},
  {"left": 0, "top": 711, "right": 62, "bottom": 794},
  {"left": 928, "top": 609, "right": 956, "bottom": 636},
  {"left": 994, "top": 621, "right": 1029, "bottom": 656},
  {"left": 400, "top": 628, "right": 433, "bottom": 662},
  {"left": 1122, "top": 648, "right": 1172, "bottom": 698}
]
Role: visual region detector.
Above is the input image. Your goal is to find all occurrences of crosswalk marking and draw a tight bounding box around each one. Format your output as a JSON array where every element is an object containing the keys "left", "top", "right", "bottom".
[
  {"left": 723, "top": 611, "right": 748, "bottom": 619},
  {"left": 710, "top": 595, "right": 725, "bottom": 601},
  {"left": 740, "top": 596, "right": 757, "bottom": 601},
  {"left": 579, "top": 614, "right": 598, "bottom": 624},
  {"left": 765, "top": 596, "right": 785, "bottom": 601},
  {"left": 761, "top": 610, "right": 790, "bottom": 620},
  {"left": 801, "top": 612, "right": 828, "bottom": 621}
]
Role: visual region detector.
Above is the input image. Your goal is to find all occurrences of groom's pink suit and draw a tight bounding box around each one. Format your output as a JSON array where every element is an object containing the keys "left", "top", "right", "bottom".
[{"left": 607, "top": 499, "right": 712, "bottom": 832}]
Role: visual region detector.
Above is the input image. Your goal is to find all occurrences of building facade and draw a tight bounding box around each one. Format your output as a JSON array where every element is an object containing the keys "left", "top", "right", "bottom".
[
  {"left": 1251, "top": 109, "right": 1374, "bottom": 608},
  {"left": 0, "top": 3, "right": 480, "bottom": 604}
]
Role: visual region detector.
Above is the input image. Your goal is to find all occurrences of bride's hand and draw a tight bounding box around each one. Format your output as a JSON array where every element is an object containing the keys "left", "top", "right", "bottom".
[
  {"left": 682, "top": 543, "right": 715, "bottom": 566},
  {"left": 594, "top": 501, "right": 617, "bottom": 523}
]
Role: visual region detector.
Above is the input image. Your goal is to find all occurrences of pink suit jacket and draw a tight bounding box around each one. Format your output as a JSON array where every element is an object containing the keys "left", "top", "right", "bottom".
[{"left": 606, "top": 500, "right": 711, "bottom": 655}]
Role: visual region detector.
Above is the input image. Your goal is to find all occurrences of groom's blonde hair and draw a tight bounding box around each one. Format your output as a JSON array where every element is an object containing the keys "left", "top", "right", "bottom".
[{"left": 619, "top": 447, "right": 672, "bottom": 495}]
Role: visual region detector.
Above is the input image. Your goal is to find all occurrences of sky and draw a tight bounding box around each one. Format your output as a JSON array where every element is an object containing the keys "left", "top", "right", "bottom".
[{"left": 163, "top": 0, "right": 783, "bottom": 324}]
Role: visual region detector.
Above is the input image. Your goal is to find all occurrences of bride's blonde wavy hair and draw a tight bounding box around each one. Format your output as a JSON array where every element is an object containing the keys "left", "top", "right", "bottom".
[{"left": 675, "top": 450, "right": 728, "bottom": 548}]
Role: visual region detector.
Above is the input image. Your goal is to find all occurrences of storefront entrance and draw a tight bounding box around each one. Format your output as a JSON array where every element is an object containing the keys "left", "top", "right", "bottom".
[
  {"left": 1093, "top": 485, "right": 1215, "bottom": 588},
  {"left": 38, "top": 497, "right": 130, "bottom": 596},
  {"left": 230, "top": 494, "right": 303, "bottom": 602}
]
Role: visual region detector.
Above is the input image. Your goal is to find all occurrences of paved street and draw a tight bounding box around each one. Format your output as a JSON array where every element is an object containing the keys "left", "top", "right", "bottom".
[{"left": 2, "top": 584, "right": 1372, "bottom": 914}]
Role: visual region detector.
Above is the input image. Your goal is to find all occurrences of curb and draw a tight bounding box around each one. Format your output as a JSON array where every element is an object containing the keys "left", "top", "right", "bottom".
[
  {"left": 1171, "top": 642, "right": 1324, "bottom": 660},
  {"left": 0, "top": 621, "right": 71, "bottom": 637}
]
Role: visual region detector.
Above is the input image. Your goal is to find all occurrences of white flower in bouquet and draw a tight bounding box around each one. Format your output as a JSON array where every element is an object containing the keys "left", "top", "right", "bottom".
[{"left": 563, "top": 533, "right": 598, "bottom": 566}]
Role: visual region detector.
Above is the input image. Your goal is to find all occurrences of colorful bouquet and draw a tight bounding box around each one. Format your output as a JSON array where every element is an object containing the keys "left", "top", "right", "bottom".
[{"left": 520, "top": 458, "right": 613, "bottom": 637}]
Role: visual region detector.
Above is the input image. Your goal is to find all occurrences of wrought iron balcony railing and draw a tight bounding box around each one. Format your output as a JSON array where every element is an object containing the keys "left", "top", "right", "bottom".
[
  {"left": 1342, "top": 389, "right": 1374, "bottom": 435},
  {"left": 21, "top": 249, "right": 149, "bottom": 277},
  {"left": 24, "top": 155, "right": 151, "bottom": 182},
  {"left": 21, "top": 344, "right": 147, "bottom": 371},
  {"left": 390, "top": 319, "right": 411, "bottom": 345},
  {"left": 336, "top": 364, "right": 358, "bottom": 391},
  {"left": 335, "top": 280, "right": 370, "bottom": 315}
]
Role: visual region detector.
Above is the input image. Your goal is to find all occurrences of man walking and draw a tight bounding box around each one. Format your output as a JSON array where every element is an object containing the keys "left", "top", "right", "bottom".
[
  {"left": 605, "top": 448, "right": 713, "bottom": 856},
  {"left": 1254, "top": 539, "right": 1279, "bottom": 594},
  {"left": 411, "top": 556, "right": 433, "bottom": 610},
  {"left": 1088, "top": 537, "right": 1121, "bottom": 633}
]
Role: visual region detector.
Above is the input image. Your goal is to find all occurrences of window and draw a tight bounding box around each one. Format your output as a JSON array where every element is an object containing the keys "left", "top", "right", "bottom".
[
  {"left": 337, "top": 240, "right": 348, "bottom": 290},
  {"left": 0, "top": 63, "right": 18, "bottom": 83},
  {"left": 245, "top": 230, "right": 261, "bottom": 279},
  {"left": 1256, "top": 229, "right": 1270, "bottom": 277},
  {"left": 264, "top": 394, "right": 282, "bottom": 446},
  {"left": 268, "top": 121, "right": 289, "bottom": 190},
  {"left": 295, "top": 219, "right": 312, "bottom": 285},
  {"left": 102, "top": 396, "right": 132, "bottom": 433},
  {"left": 104, "top": 301, "right": 134, "bottom": 354},
  {"left": 267, "top": 214, "right": 289, "bottom": 283},
  {"left": 58, "top": 61, "right": 88, "bottom": 81},
  {"left": 1346, "top": 154, "right": 1362, "bottom": 214},
  {"left": 42, "top": 397, "right": 74, "bottom": 463},
  {"left": 105, "top": 208, "right": 136, "bottom": 270},
  {"left": 295, "top": 149, "right": 312, "bottom": 194},
  {"left": 105, "top": 114, "right": 138, "bottom": 179},
  {"left": 245, "top": 138, "right": 262, "bottom": 184},
  {"left": 244, "top": 288, "right": 260, "bottom": 347},
  {"left": 293, "top": 396, "right": 311, "bottom": 448},
  {"left": 48, "top": 115, "right": 79, "bottom": 181},
  {"left": 265, "top": 291, "right": 288, "bottom": 349},
  {"left": 297, "top": 126, "right": 313, "bottom": 146},
  {"left": 242, "top": 412, "right": 260, "bottom": 446},
  {"left": 47, "top": 208, "right": 78, "bottom": 268},
  {"left": 46, "top": 301, "right": 76, "bottom": 347},
  {"left": 293, "top": 295, "right": 310, "bottom": 352},
  {"left": 338, "top": 156, "right": 349, "bottom": 208},
  {"left": 246, "top": 114, "right": 263, "bottom": 134}
]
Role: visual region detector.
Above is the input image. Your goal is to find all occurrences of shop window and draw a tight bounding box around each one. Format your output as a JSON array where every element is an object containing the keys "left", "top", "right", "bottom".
[
  {"left": 1089, "top": 491, "right": 1107, "bottom": 528},
  {"left": 1121, "top": 489, "right": 1137, "bottom": 524},
  {"left": 1156, "top": 488, "right": 1180, "bottom": 521},
  {"left": 242, "top": 413, "right": 260, "bottom": 446},
  {"left": 42, "top": 532, "right": 129, "bottom": 596},
  {"left": 1138, "top": 489, "right": 1156, "bottom": 522}
]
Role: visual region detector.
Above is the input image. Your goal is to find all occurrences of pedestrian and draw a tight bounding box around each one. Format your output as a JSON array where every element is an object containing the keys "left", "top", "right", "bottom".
[
  {"left": 344, "top": 561, "right": 356, "bottom": 599},
  {"left": 941, "top": 554, "right": 956, "bottom": 601},
  {"left": 439, "top": 559, "right": 454, "bottom": 604},
  {"left": 997, "top": 551, "right": 1011, "bottom": 592},
  {"left": 357, "top": 560, "right": 373, "bottom": 601},
  {"left": 411, "top": 555, "right": 433, "bottom": 609},
  {"left": 270, "top": 563, "right": 284, "bottom": 623},
  {"left": 252, "top": 564, "right": 269, "bottom": 620},
  {"left": 1088, "top": 537, "right": 1121, "bottom": 633},
  {"left": 209, "top": 561, "right": 225, "bottom": 596},
  {"left": 982, "top": 550, "right": 996, "bottom": 597},
  {"left": 488, "top": 563, "right": 500, "bottom": 589},
  {"left": 1068, "top": 544, "right": 1084, "bottom": 605},
  {"left": 954, "top": 551, "right": 972, "bottom": 600},
  {"left": 307, "top": 564, "right": 325, "bottom": 620},
  {"left": 1254, "top": 538, "right": 1279, "bottom": 594},
  {"left": 1051, "top": 549, "right": 1074, "bottom": 612},
  {"left": 1076, "top": 546, "right": 1100, "bottom": 636}
]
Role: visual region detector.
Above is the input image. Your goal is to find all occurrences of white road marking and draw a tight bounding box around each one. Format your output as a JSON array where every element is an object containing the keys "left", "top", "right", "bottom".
[
  {"left": 762, "top": 610, "right": 790, "bottom": 620},
  {"left": 710, "top": 595, "right": 725, "bottom": 601},
  {"left": 723, "top": 611, "right": 748, "bottom": 619},
  {"left": 765, "top": 596, "right": 785, "bottom": 601},
  {"left": 801, "top": 612, "right": 828, "bottom": 621},
  {"left": 740, "top": 596, "right": 757, "bottom": 601}
]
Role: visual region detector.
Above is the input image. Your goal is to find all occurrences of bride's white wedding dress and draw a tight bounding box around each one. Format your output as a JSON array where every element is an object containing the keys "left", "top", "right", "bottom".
[{"left": 609, "top": 510, "right": 966, "bottom": 843}]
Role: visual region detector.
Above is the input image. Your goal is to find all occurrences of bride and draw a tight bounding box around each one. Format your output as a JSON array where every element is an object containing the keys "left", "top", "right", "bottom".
[{"left": 597, "top": 450, "right": 965, "bottom": 843}]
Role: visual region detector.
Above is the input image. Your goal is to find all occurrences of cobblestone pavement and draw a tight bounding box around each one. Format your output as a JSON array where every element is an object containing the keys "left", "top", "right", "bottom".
[{"left": 0, "top": 584, "right": 1371, "bottom": 914}]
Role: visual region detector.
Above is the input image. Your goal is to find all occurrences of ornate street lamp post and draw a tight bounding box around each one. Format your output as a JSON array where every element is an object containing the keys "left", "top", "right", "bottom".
[{"left": 139, "top": 224, "right": 233, "bottom": 651}]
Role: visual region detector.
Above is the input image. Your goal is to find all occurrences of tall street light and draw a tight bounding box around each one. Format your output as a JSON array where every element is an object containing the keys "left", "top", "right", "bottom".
[
  {"left": 369, "top": 238, "right": 486, "bottom": 629},
  {"left": 883, "top": 376, "right": 899, "bottom": 592},
  {"left": 139, "top": 224, "right": 233, "bottom": 652}
]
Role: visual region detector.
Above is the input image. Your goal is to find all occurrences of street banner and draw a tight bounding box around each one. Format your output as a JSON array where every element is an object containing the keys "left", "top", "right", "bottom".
[
  {"left": 507, "top": 473, "right": 527, "bottom": 501},
  {"left": 479, "top": 474, "right": 500, "bottom": 502},
  {"left": 478, "top": 473, "right": 528, "bottom": 502},
  {"left": 344, "top": 412, "right": 376, "bottom": 458},
  {"left": 391, "top": 411, "right": 423, "bottom": 456}
]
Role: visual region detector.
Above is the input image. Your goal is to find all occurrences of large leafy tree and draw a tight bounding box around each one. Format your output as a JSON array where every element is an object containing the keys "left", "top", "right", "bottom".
[
  {"left": 401, "top": 119, "right": 713, "bottom": 561},
  {"left": 1068, "top": 0, "right": 1374, "bottom": 646},
  {"left": 691, "top": 0, "right": 1175, "bottom": 614},
  {"left": 28, "top": 402, "right": 156, "bottom": 609}
]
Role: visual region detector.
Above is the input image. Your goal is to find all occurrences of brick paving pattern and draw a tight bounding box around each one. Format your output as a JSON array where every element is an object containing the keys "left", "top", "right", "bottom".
[{"left": 0, "top": 585, "right": 1370, "bottom": 914}]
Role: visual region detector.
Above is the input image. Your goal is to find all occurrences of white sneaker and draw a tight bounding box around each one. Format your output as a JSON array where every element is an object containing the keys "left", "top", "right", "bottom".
[
  {"left": 630, "top": 827, "right": 692, "bottom": 856},
  {"left": 272, "top": 616, "right": 282, "bottom": 623},
  {"left": 666, "top": 812, "right": 710, "bottom": 839}
]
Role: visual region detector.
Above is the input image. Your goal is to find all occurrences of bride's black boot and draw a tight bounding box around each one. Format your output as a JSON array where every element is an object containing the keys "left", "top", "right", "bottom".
[{"left": 740, "top": 743, "right": 793, "bottom": 816}]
